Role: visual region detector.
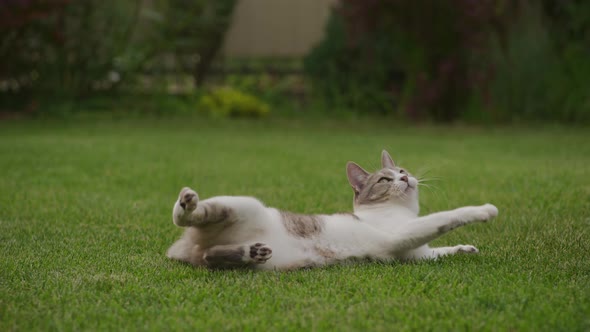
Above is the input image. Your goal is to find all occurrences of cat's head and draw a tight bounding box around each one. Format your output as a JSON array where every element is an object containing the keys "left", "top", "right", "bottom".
[{"left": 346, "top": 150, "right": 419, "bottom": 213}]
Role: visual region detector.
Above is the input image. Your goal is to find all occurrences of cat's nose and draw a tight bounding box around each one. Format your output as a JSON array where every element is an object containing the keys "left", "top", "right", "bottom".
[{"left": 400, "top": 175, "right": 409, "bottom": 183}]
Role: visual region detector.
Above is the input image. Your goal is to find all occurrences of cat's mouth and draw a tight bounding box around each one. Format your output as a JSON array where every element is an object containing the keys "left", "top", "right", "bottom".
[
  {"left": 404, "top": 181, "right": 417, "bottom": 192},
  {"left": 395, "top": 181, "right": 414, "bottom": 193}
]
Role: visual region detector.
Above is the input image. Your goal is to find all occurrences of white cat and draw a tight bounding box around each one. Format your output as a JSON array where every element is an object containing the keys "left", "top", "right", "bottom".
[{"left": 167, "top": 150, "right": 498, "bottom": 270}]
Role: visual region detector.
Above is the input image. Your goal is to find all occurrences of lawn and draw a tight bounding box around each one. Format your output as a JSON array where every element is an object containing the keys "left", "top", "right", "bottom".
[{"left": 1, "top": 117, "right": 589, "bottom": 331}]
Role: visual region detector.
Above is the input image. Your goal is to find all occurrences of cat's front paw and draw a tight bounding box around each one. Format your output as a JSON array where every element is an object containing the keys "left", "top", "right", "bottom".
[
  {"left": 467, "top": 203, "right": 498, "bottom": 222},
  {"left": 479, "top": 203, "right": 498, "bottom": 221},
  {"left": 178, "top": 187, "right": 198, "bottom": 212}
]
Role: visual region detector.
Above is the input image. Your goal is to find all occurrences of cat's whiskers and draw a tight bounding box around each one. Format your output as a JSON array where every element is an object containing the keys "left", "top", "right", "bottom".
[
  {"left": 417, "top": 175, "right": 442, "bottom": 183},
  {"left": 417, "top": 174, "right": 441, "bottom": 189},
  {"left": 367, "top": 162, "right": 380, "bottom": 173},
  {"left": 417, "top": 180, "right": 441, "bottom": 192},
  {"left": 418, "top": 183, "right": 440, "bottom": 196},
  {"left": 415, "top": 167, "right": 446, "bottom": 193},
  {"left": 415, "top": 165, "right": 435, "bottom": 178},
  {"left": 416, "top": 178, "right": 449, "bottom": 205}
]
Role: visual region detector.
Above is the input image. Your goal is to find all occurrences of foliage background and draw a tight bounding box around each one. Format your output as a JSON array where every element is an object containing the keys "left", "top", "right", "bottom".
[
  {"left": 0, "top": 0, "right": 236, "bottom": 102},
  {"left": 305, "top": 0, "right": 590, "bottom": 123},
  {"left": 1, "top": 0, "right": 589, "bottom": 123}
]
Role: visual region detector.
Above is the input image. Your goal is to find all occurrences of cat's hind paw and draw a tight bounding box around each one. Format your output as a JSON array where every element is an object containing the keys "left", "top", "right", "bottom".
[
  {"left": 456, "top": 245, "right": 479, "bottom": 254},
  {"left": 173, "top": 187, "right": 199, "bottom": 227},
  {"left": 178, "top": 187, "right": 198, "bottom": 212},
  {"left": 249, "top": 243, "right": 272, "bottom": 264}
]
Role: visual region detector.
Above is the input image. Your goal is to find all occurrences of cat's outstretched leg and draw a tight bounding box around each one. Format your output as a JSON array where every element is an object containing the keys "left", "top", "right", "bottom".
[
  {"left": 389, "top": 204, "right": 498, "bottom": 253},
  {"left": 204, "top": 243, "right": 272, "bottom": 268},
  {"left": 430, "top": 245, "right": 479, "bottom": 256},
  {"left": 403, "top": 244, "right": 479, "bottom": 261}
]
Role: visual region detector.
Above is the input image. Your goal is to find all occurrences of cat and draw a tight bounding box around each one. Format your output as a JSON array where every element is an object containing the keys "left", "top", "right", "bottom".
[{"left": 166, "top": 150, "right": 498, "bottom": 270}]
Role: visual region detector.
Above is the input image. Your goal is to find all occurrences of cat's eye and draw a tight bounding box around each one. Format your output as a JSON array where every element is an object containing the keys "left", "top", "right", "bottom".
[
  {"left": 399, "top": 169, "right": 406, "bottom": 174},
  {"left": 378, "top": 177, "right": 393, "bottom": 183}
]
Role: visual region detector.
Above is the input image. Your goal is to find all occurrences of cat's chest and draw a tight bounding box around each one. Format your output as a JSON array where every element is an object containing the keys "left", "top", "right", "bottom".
[{"left": 358, "top": 209, "right": 415, "bottom": 232}]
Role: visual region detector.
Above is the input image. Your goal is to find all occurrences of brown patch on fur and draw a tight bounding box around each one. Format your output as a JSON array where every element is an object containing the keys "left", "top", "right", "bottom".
[
  {"left": 280, "top": 211, "right": 324, "bottom": 238},
  {"left": 203, "top": 245, "right": 246, "bottom": 267},
  {"left": 314, "top": 246, "right": 336, "bottom": 259},
  {"left": 438, "top": 221, "right": 464, "bottom": 234},
  {"left": 281, "top": 260, "right": 317, "bottom": 270},
  {"left": 198, "top": 203, "right": 236, "bottom": 226}
]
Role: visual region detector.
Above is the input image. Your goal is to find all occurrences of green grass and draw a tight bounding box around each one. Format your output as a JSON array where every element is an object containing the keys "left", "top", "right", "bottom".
[{"left": 1, "top": 117, "right": 589, "bottom": 331}]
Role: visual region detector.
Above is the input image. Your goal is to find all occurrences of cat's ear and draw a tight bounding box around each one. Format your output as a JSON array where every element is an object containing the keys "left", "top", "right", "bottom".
[
  {"left": 381, "top": 150, "right": 396, "bottom": 169},
  {"left": 346, "top": 162, "right": 369, "bottom": 193}
]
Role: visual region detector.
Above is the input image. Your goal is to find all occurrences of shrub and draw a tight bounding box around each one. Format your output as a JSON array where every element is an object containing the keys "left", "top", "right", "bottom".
[
  {"left": 306, "top": 0, "right": 590, "bottom": 123},
  {"left": 0, "top": 1, "right": 140, "bottom": 97},
  {"left": 304, "top": 13, "right": 398, "bottom": 115},
  {"left": 0, "top": 0, "right": 237, "bottom": 105},
  {"left": 198, "top": 87, "right": 270, "bottom": 118},
  {"left": 488, "top": 1, "right": 590, "bottom": 123},
  {"left": 146, "top": 0, "right": 237, "bottom": 86},
  {"left": 305, "top": 0, "right": 501, "bottom": 121}
]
